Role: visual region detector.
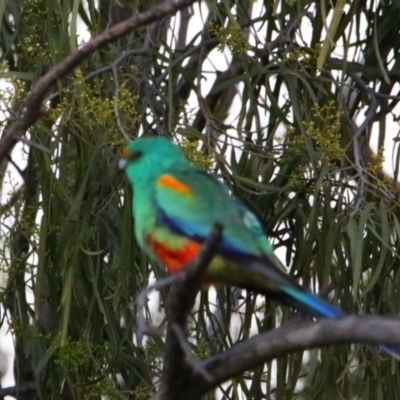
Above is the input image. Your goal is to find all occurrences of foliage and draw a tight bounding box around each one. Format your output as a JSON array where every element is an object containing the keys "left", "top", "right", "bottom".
[{"left": 1, "top": 0, "right": 400, "bottom": 399}]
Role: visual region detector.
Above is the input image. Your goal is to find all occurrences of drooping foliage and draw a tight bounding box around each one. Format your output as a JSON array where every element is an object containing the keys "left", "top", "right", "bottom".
[{"left": 1, "top": 0, "right": 400, "bottom": 399}]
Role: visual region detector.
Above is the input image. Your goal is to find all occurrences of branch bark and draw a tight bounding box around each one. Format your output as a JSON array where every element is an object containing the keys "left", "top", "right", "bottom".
[
  {"left": 155, "top": 223, "right": 223, "bottom": 400},
  {"left": 0, "top": 381, "right": 36, "bottom": 399},
  {"left": 148, "top": 226, "right": 400, "bottom": 400},
  {"left": 0, "top": 0, "right": 199, "bottom": 163},
  {"left": 151, "top": 315, "right": 400, "bottom": 399}
]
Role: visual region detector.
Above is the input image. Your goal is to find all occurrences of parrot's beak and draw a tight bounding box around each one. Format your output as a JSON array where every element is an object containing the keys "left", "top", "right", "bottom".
[
  {"left": 119, "top": 147, "right": 129, "bottom": 170},
  {"left": 118, "top": 158, "right": 127, "bottom": 170}
]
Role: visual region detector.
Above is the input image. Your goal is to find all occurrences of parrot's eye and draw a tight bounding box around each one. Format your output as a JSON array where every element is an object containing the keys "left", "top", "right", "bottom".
[
  {"left": 129, "top": 151, "right": 142, "bottom": 161},
  {"left": 121, "top": 147, "right": 142, "bottom": 162}
]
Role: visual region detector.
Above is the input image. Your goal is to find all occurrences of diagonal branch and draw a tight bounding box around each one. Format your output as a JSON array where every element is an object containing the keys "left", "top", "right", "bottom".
[
  {"left": 151, "top": 315, "right": 400, "bottom": 399},
  {"left": 0, "top": 0, "right": 199, "bottom": 163},
  {"left": 200, "top": 315, "right": 400, "bottom": 390}
]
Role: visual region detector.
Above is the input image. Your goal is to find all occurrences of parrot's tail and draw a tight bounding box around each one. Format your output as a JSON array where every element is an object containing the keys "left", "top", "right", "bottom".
[
  {"left": 279, "top": 284, "right": 343, "bottom": 318},
  {"left": 235, "top": 254, "right": 344, "bottom": 318},
  {"left": 379, "top": 345, "right": 400, "bottom": 361},
  {"left": 280, "top": 284, "right": 400, "bottom": 360},
  {"left": 238, "top": 255, "right": 400, "bottom": 361}
]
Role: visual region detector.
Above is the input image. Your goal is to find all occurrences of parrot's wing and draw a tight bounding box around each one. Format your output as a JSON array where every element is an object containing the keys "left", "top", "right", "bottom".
[
  {"left": 153, "top": 165, "right": 345, "bottom": 320},
  {"left": 154, "top": 165, "right": 273, "bottom": 258},
  {"left": 155, "top": 169, "right": 400, "bottom": 361}
]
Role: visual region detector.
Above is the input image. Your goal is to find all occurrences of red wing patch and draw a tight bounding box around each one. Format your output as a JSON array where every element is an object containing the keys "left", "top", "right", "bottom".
[
  {"left": 148, "top": 236, "right": 201, "bottom": 274},
  {"left": 157, "top": 175, "right": 193, "bottom": 196}
]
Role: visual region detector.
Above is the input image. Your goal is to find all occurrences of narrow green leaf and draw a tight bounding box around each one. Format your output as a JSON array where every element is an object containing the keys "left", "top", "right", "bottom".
[{"left": 317, "top": 0, "right": 347, "bottom": 70}]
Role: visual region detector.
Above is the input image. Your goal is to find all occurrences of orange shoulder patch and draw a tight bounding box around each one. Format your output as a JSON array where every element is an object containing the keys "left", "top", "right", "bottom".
[{"left": 157, "top": 174, "right": 193, "bottom": 195}]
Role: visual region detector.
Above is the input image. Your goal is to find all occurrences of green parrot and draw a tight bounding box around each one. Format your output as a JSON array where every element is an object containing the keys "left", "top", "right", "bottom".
[{"left": 119, "top": 136, "right": 400, "bottom": 359}]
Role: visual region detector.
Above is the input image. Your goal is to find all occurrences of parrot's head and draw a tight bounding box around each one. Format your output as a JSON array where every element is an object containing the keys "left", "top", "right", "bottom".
[{"left": 119, "top": 137, "right": 187, "bottom": 185}]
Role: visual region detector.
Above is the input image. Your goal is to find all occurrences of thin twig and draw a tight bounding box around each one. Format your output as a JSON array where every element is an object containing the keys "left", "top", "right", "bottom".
[
  {"left": 136, "top": 274, "right": 183, "bottom": 347},
  {"left": 344, "top": 72, "right": 379, "bottom": 215},
  {"left": 112, "top": 64, "right": 130, "bottom": 140},
  {"left": 46, "top": 48, "right": 149, "bottom": 103}
]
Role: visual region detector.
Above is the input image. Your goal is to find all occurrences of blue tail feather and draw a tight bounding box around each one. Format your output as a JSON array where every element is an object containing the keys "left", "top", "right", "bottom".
[
  {"left": 238, "top": 255, "right": 400, "bottom": 360},
  {"left": 282, "top": 285, "right": 400, "bottom": 360},
  {"left": 282, "top": 286, "right": 344, "bottom": 319},
  {"left": 380, "top": 344, "right": 400, "bottom": 361}
]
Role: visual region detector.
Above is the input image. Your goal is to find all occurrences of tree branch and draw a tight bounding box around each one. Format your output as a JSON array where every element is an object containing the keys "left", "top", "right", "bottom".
[
  {"left": 156, "top": 223, "right": 223, "bottom": 400},
  {"left": 201, "top": 315, "right": 400, "bottom": 389},
  {"left": 149, "top": 223, "right": 400, "bottom": 399},
  {"left": 151, "top": 315, "right": 400, "bottom": 399},
  {"left": 0, "top": 381, "right": 36, "bottom": 399},
  {"left": 0, "top": 0, "right": 199, "bottom": 163}
]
